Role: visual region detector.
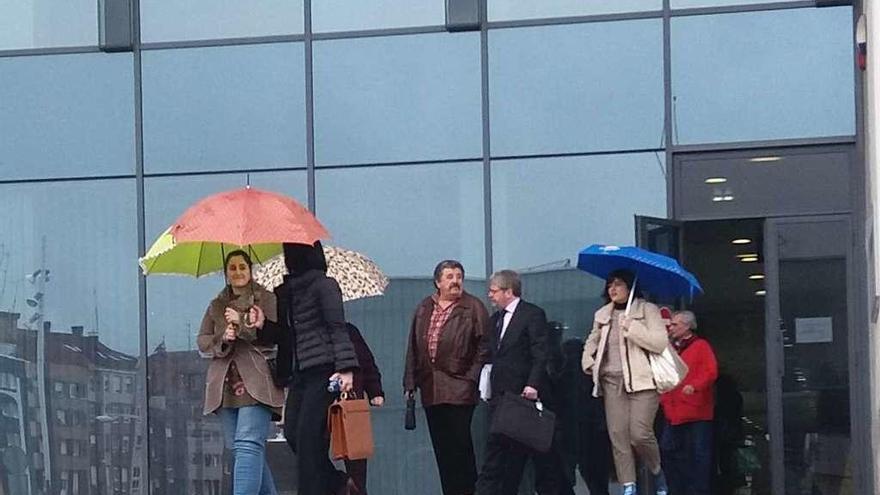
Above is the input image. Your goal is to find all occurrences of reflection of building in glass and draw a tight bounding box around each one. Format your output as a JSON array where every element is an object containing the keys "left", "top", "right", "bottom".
[
  {"left": 147, "top": 347, "right": 225, "bottom": 495},
  {"left": 0, "top": 312, "right": 139, "bottom": 495}
]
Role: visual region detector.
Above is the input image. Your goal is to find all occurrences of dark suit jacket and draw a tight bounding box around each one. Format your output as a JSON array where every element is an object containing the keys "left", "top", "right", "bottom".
[{"left": 488, "top": 299, "right": 548, "bottom": 397}]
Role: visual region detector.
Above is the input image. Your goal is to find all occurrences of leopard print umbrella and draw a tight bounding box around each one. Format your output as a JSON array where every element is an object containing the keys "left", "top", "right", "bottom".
[{"left": 253, "top": 245, "right": 389, "bottom": 302}]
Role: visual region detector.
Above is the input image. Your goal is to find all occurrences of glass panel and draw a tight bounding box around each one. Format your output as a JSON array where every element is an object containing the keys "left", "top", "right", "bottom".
[
  {"left": 140, "top": 0, "right": 304, "bottom": 42},
  {"left": 671, "top": 7, "right": 855, "bottom": 145},
  {"left": 145, "top": 171, "right": 307, "bottom": 494},
  {"left": 316, "top": 162, "right": 485, "bottom": 493},
  {"left": 490, "top": 20, "right": 664, "bottom": 156},
  {"left": 779, "top": 249, "right": 851, "bottom": 493},
  {"left": 682, "top": 219, "right": 771, "bottom": 495},
  {"left": 0, "top": 53, "right": 135, "bottom": 180},
  {"left": 491, "top": 153, "right": 666, "bottom": 271},
  {"left": 489, "top": 0, "right": 661, "bottom": 21},
  {"left": 0, "top": 0, "right": 97, "bottom": 50},
  {"left": 142, "top": 43, "right": 307, "bottom": 174},
  {"left": 490, "top": 153, "right": 665, "bottom": 344},
  {"left": 316, "top": 163, "right": 484, "bottom": 275},
  {"left": 0, "top": 179, "right": 143, "bottom": 495},
  {"left": 313, "top": 33, "right": 482, "bottom": 166},
  {"left": 675, "top": 148, "right": 851, "bottom": 220},
  {"left": 312, "top": 0, "right": 444, "bottom": 33},
  {"left": 673, "top": 0, "right": 800, "bottom": 7}
]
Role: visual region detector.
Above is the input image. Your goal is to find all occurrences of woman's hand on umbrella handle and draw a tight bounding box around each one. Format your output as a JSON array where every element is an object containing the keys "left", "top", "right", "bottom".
[
  {"left": 224, "top": 308, "right": 240, "bottom": 325},
  {"left": 618, "top": 313, "right": 632, "bottom": 330},
  {"left": 223, "top": 324, "right": 236, "bottom": 342},
  {"left": 249, "top": 305, "right": 265, "bottom": 329}
]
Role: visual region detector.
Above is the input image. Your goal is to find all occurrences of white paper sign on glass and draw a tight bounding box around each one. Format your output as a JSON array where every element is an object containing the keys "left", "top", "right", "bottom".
[{"left": 794, "top": 317, "right": 833, "bottom": 344}]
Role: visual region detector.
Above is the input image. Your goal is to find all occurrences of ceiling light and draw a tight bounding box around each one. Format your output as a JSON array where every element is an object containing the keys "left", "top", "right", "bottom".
[
  {"left": 712, "top": 196, "right": 724, "bottom": 202},
  {"left": 750, "top": 156, "right": 782, "bottom": 163},
  {"left": 722, "top": 195, "right": 735, "bottom": 201},
  {"left": 736, "top": 253, "right": 758, "bottom": 258},
  {"left": 740, "top": 257, "right": 759, "bottom": 263},
  {"left": 731, "top": 238, "right": 751, "bottom": 245},
  {"left": 755, "top": 289, "right": 766, "bottom": 296},
  {"left": 705, "top": 177, "right": 727, "bottom": 184},
  {"left": 749, "top": 274, "right": 765, "bottom": 280}
]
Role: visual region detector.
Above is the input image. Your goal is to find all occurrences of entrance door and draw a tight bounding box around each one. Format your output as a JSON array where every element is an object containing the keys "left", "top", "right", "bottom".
[
  {"left": 635, "top": 215, "right": 683, "bottom": 261},
  {"left": 764, "top": 216, "right": 852, "bottom": 495}
]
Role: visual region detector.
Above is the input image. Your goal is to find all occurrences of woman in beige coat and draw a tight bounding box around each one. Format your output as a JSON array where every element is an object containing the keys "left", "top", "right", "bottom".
[
  {"left": 582, "top": 269, "right": 670, "bottom": 495},
  {"left": 198, "top": 250, "right": 284, "bottom": 495}
]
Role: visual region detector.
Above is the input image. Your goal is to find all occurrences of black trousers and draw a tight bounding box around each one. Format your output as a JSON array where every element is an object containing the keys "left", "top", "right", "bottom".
[
  {"left": 475, "top": 399, "right": 531, "bottom": 495},
  {"left": 344, "top": 459, "right": 368, "bottom": 495},
  {"left": 284, "top": 366, "right": 347, "bottom": 495},
  {"left": 424, "top": 404, "right": 478, "bottom": 495},
  {"left": 577, "top": 420, "right": 612, "bottom": 495},
  {"left": 534, "top": 423, "right": 570, "bottom": 495}
]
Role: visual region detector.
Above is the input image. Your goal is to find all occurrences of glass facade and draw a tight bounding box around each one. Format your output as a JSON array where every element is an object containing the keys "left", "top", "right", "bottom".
[
  {"left": 488, "top": 0, "right": 661, "bottom": 20},
  {"left": 0, "top": 0, "right": 97, "bottom": 50},
  {"left": 489, "top": 20, "right": 664, "bottom": 155},
  {"left": 0, "top": 2, "right": 857, "bottom": 495},
  {"left": 671, "top": 7, "right": 855, "bottom": 144},
  {"left": 139, "top": 0, "right": 305, "bottom": 42}
]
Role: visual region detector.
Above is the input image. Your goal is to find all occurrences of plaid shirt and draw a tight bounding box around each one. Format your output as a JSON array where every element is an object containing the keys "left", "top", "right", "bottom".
[{"left": 427, "top": 294, "right": 458, "bottom": 362}]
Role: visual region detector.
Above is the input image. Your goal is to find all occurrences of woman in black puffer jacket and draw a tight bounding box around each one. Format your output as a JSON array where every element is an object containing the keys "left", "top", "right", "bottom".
[{"left": 254, "top": 241, "right": 360, "bottom": 495}]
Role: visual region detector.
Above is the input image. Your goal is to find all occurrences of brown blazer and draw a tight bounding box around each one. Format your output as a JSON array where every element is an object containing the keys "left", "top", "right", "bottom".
[
  {"left": 198, "top": 284, "right": 285, "bottom": 415},
  {"left": 581, "top": 298, "right": 669, "bottom": 397},
  {"left": 403, "top": 291, "right": 490, "bottom": 406}
]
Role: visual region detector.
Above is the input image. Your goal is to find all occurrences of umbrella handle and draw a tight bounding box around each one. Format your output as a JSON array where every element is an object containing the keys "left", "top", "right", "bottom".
[{"left": 625, "top": 276, "right": 638, "bottom": 317}]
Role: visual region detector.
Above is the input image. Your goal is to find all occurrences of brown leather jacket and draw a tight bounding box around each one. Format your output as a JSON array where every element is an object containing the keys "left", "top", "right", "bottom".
[
  {"left": 198, "top": 284, "right": 284, "bottom": 415},
  {"left": 403, "top": 291, "right": 490, "bottom": 406}
]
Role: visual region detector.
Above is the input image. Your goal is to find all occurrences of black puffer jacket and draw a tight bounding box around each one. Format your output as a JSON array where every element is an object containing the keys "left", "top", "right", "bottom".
[{"left": 262, "top": 242, "right": 359, "bottom": 386}]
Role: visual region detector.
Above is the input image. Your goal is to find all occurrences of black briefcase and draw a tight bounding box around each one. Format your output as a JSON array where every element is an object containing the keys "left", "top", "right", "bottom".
[{"left": 489, "top": 394, "right": 556, "bottom": 453}]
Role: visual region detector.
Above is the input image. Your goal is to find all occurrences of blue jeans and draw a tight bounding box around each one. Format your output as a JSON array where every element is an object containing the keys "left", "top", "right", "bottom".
[
  {"left": 660, "top": 420, "right": 713, "bottom": 495},
  {"left": 219, "top": 406, "right": 278, "bottom": 495}
]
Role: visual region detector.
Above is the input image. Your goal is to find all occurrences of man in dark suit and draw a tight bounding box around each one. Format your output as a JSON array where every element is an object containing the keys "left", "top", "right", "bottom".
[{"left": 475, "top": 269, "right": 548, "bottom": 495}]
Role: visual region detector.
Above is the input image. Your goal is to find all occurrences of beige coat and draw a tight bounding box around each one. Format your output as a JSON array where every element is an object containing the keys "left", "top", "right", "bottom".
[
  {"left": 198, "top": 284, "right": 284, "bottom": 415},
  {"left": 581, "top": 298, "right": 668, "bottom": 397}
]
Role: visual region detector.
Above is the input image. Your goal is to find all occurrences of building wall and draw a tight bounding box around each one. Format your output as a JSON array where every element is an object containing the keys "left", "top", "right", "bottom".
[{"left": 862, "top": 0, "right": 880, "bottom": 490}]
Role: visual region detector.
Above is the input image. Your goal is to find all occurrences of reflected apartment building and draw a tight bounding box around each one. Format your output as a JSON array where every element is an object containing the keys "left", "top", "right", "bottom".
[{"left": 0, "top": 313, "right": 141, "bottom": 495}]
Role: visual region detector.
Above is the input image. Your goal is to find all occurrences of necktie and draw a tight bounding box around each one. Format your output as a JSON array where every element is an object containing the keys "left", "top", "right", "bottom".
[{"left": 495, "top": 309, "right": 506, "bottom": 348}]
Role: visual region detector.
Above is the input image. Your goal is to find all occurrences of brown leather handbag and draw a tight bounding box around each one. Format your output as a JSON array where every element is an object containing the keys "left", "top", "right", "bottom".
[{"left": 327, "top": 392, "right": 374, "bottom": 460}]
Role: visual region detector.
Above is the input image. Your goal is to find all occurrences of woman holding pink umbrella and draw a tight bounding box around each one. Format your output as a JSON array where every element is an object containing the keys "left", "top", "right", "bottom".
[{"left": 198, "top": 250, "right": 283, "bottom": 495}]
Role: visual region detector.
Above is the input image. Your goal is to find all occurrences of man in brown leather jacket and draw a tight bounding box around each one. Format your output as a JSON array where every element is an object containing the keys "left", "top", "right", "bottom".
[{"left": 404, "top": 260, "right": 490, "bottom": 495}]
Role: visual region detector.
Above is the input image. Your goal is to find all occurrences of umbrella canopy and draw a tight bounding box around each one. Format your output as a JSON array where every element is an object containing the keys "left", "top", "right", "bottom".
[
  {"left": 139, "top": 227, "right": 282, "bottom": 277},
  {"left": 171, "top": 186, "right": 329, "bottom": 246},
  {"left": 139, "top": 187, "right": 329, "bottom": 277},
  {"left": 576, "top": 244, "right": 703, "bottom": 299},
  {"left": 253, "top": 246, "right": 389, "bottom": 302}
]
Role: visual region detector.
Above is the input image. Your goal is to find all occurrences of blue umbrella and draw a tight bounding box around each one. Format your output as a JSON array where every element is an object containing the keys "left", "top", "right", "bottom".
[{"left": 576, "top": 244, "right": 703, "bottom": 300}]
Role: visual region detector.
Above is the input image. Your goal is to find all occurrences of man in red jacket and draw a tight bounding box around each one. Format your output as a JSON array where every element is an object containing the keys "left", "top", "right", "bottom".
[{"left": 659, "top": 311, "right": 718, "bottom": 495}]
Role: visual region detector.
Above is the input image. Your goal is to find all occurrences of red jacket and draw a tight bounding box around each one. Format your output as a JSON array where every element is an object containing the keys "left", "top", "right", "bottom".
[{"left": 659, "top": 336, "right": 718, "bottom": 425}]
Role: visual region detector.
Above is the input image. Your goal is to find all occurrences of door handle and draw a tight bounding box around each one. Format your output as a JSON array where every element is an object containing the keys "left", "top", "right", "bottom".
[{"left": 777, "top": 318, "right": 785, "bottom": 378}]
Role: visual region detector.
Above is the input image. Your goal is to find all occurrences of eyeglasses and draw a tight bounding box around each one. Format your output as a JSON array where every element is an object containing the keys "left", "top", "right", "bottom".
[{"left": 488, "top": 287, "right": 507, "bottom": 294}]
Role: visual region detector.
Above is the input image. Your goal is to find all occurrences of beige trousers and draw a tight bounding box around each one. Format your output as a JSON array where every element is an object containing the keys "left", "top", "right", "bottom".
[{"left": 601, "top": 373, "right": 662, "bottom": 484}]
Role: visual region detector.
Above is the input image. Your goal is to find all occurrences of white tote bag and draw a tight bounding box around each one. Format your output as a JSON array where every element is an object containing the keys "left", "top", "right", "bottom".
[{"left": 648, "top": 346, "right": 689, "bottom": 393}]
